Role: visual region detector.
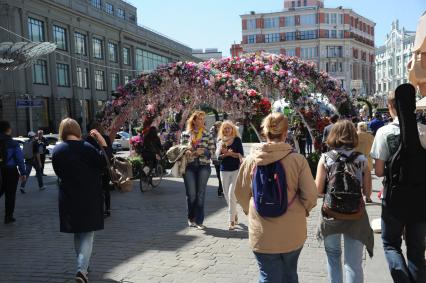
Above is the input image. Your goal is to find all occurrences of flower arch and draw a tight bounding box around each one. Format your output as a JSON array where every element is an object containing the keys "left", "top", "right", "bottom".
[{"left": 98, "top": 52, "right": 349, "bottom": 140}]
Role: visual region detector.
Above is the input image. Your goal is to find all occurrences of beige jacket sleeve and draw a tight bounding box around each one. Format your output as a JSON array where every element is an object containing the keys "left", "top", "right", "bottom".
[
  {"left": 235, "top": 157, "right": 255, "bottom": 215},
  {"left": 296, "top": 158, "right": 318, "bottom": 215}
]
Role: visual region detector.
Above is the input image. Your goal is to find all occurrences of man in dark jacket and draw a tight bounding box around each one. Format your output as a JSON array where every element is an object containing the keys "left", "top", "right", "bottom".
[
  {"left": 0, "top": 121, "right": 26, "bottom": 224},
  {"left": 321, "top": 114, "right": 339, "bottom": 152}
]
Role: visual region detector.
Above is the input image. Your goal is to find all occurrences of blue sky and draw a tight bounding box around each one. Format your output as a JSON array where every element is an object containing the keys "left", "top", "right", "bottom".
[{"left": 136, "top": 0, "right": 426, "bottom": 57}]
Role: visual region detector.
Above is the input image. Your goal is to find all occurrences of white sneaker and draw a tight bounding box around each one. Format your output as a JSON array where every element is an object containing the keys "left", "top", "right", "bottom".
[{"left": 196, "top": 224, "right": 206, "bottom": 230}]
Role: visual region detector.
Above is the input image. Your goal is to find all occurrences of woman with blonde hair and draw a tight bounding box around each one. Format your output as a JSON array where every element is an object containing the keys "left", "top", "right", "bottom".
[
  {"left": 52, "top": 118, "right": 107, "bottom": 283},
  {"left": 315, "top": 120, "right": 373, "bottom": 283},
  {"left": 216, "top": 120, "right": 244, "bottom": 230},
  {"left": 235, "top": 112, "right": 317, "bottom": 283},
  {"left": 355, "top": 121, "right": 374, "bottom": 203},
  {"left": 180, "top": 111, "right": 215, "bottom": 229}
]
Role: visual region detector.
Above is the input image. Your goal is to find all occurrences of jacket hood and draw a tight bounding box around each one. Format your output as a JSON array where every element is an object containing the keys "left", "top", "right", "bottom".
[{"left": 249, "top": 142, "right": 294, "bottom": 166}]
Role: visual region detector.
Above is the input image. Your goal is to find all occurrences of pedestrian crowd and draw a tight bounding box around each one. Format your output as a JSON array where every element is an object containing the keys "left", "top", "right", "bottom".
[{"left": 0, "top": 88, "right": 425, "bottom": 283}]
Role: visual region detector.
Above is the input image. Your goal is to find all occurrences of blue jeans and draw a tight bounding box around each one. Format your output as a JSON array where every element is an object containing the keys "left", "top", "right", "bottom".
[
  {"left": 382, "top": 209, "right": 426, "bottom": 283},
  {"left": 183, "top": 163, "right": 211, "bottom": 225},
  {"left": 74, "top": 232, "right": 95, "bottom": 275},
  {"left": 324, "top": 234, "right": 364, "bottom": 283},
  {"left": 20, "top": 159, "right": 44, "bottom": 188},
  {"left": 254, "top": 248, "right": 302, "bottom": 283}
]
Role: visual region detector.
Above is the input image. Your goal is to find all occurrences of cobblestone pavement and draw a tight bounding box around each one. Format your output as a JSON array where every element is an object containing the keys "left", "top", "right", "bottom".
[{"left": 0, "top": 151, "right": 393, "bottom": 283}]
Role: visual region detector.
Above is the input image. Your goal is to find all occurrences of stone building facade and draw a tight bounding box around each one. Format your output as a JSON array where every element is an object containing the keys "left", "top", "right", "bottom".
[
  {"left": 239, "top": 0, "right": 375, "bottom": 97},
  {"left": 0, "top": 0, "right": 198, "bottom": 135},
  {"left": 375, "top": 20, "right": 415, "bottom": 106}
]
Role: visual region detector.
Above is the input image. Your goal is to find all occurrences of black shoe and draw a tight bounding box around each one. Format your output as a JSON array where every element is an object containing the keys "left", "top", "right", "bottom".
[
  {"left": 4, "top": 217, "right": 16, "bottom": 224},
  {"left": 75, "top": 271, "right": 88, "bottom": 283},
  {"left": 20, "top": 188, "right": 26, "bottom": 194},
  {"left": 217, "top": 192, "right": 224, "bottom": 198},
  {"left": 42, "top": 174, "right": 47, "bottom": 176}
]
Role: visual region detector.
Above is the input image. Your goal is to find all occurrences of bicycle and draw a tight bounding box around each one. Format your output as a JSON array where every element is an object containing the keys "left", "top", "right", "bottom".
[{"left": 139, "top": 155, "right": 164, "bottom": 192}]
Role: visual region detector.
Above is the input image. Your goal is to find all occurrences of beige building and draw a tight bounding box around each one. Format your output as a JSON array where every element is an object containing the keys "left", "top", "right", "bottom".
[
  {"left": 0, "top": 0, "right": 198, "bottom": 135},
  {"left": 239, "top": 0, "right": 375, "bottom": 97}
]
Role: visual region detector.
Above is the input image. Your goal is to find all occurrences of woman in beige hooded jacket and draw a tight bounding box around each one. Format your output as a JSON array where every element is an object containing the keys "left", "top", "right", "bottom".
[{"left": 235, "top": 113, "right": 317, "bottom": 283}]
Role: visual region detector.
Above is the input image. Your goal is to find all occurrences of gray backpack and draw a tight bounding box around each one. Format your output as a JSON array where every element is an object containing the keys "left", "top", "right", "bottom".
[{"left": 23, "top": 140, "right": 34, "bottom": 160}]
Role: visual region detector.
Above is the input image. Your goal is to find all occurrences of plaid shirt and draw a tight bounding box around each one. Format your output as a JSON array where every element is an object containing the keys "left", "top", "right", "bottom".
[{"left": 180, "top": 129, "right": 215, "bottom": 165}]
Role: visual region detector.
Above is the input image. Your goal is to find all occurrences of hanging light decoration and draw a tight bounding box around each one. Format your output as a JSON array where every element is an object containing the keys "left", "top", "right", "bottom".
[{"left": 0, "top": 41, "right": 56, "bottom": 70}]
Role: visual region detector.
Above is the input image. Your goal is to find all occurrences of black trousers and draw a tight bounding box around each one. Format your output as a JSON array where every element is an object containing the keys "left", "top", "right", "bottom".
[
  {"left": 214, "top": 164, "right": 223, "bottom": 194},
  {"left": 1, "top": 167, "right": 19, "bottom": 219},
  {"left": 40, "top": 154, "right": 46, "bottom": 173}
]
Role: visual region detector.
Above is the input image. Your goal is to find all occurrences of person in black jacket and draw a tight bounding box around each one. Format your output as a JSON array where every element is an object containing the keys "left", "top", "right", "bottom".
[
  {"left": 141, "top": 126, "right": 162, "bottom": 170},
  {"left": 0, "top": 121, "right": 26, "bottom": 224},
  {"left": 85, "top": 121, "right": 113, "bottom": 218},
  {"left": 52, "top": 118, "right": 107, "bottom": 283}
]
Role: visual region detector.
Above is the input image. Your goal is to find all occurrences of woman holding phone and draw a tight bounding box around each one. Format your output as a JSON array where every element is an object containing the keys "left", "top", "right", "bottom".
[{"left": 180, "top": 111, "right": 215, "bottom": 229}]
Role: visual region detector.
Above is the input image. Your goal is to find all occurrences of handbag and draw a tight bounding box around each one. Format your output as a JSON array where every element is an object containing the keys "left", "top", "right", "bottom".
[{"left": 99, "top": 145, "right": 133, "bottom": 193}]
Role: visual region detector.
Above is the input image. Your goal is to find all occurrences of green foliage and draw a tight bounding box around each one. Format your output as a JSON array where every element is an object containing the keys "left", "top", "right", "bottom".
[
  {"left": 128, "top": 156, "right": 144, "bottom": 178},
  {"left": 306, "top": 151, "right": 321, "bottom": 178}
]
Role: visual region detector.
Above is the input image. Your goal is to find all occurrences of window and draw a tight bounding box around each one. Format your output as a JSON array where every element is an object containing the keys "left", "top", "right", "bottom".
[
  {"left": 330, "top": 13, "right": 337, "bottom": 24},
  {"left": 129, "top": 14, "right": 136, "bottom": 23},
  {"left": 265, "top": 33, "right": 280, "bottom": 43},
  {"left": 300, "top": 14, "right": 316, "bottom": 25},
  {"left": 338, "top": 30, "right": 344, "bottom": 38},
  {"left": 116, "top": 8, "right": 125, "bottom": 19},
  {"left": 111, "top": 73, "right": 119, "bottom": 90},
  {"left": 53, "top": 25, "right": 67, "bottom": 50},
  {"left": 28, "top": 18, "right": 44, "bottom": 42},
  {"left": 74, "top": 32, "right": 87, "bottom": 55},
  {"left": 95, "top": 70, "right": 105, "bottom": 90},
  {"left": 247, "top": 19, "right": 256, "bottom": 30},
  {"left": 248, "top": 35, "right": 256, "bottom": 44},
  {"left": 123, "top": 47, "right": 130, "bottom": 65},
  {"left": 330, "top": 30, "right": 337, "bottom": 38},
  {"left": 301, "top": 47, "right": 318, "bottom": 59},
  {"left": 105, "top": 3, "right": 113, "bottom": 14},
  {"left": 93, "top": 38, "right": 103, "bottom": 59},
  {"left": 142, "top": 50, "right": 170, "bottom": 71},
  {"left": 91, "top": 0, "right": 101, "bottom": 9},
  {"left": 76, "top": 67, "right": 89, "bottom": 88},
  {"left": 339, "top": 14, "right": 344, "bottom": 25},
  {"left": 264, "top": 18, "right": 279, "bottom": 29},
  {"left": 33, "top": 60, "right": 48, "bottom": 84},
  {"left": 285, "top": 16, "right": 295, "bottom": 27},
  {"left": 124, "top": 75, "right": 131, "bottom": 84},
  {"left": 285, "top": 32, "right": 296, "bottom": 41},
  {"left": 298, "top": 30, "right": 317, "bottom": 40},
  {"left": 56, "top": 63, "right": 70, "bottom": 87},
  {"left": 136, "top": 48, "right": 143, "bottom": 71},
  {"left": 326, "top": 46, "right": 343, "bottom": 58},
  {"left": 108, "top": 42, "right": 118, "bottom": 62},
  {"left": 286, "top": 48, "right": 296, "bottom": 57},
  {"left": 324, "top": 13, "right": 329, "bottom": 24}
]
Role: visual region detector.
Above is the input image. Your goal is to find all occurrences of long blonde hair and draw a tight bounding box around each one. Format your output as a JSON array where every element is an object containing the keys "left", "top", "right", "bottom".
[
  {"left": 261, "top": 112, "right": 288, "bottom": 141},
  {"left": 186, "top": 110, "right": 206, "bottom": 132},
  {"left": 218, "top": 120, "right": 240, "bottom": 140},
  {"left": 58, "top": 118, "right": 82, "bottom": 141}
]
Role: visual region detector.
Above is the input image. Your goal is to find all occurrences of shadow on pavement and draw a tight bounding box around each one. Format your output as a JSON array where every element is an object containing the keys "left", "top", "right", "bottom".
[{"left": 0, "top": 175, "right": 228, "bottom": 282}]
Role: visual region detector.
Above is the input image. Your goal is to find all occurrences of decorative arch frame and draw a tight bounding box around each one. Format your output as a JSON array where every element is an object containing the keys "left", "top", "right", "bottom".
[{"left": 98, "top": 52, "right": 349, "bottom": 140}]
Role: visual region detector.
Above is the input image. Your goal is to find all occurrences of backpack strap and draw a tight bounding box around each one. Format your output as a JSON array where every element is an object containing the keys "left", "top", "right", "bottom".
[{"left": 344, "top": 151, "right": 361, "bottom": 163}]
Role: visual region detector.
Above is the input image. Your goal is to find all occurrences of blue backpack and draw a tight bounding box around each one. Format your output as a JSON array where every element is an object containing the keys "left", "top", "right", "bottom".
[{"left": 252, "top": 160, "right": 294, "bottom": 217}]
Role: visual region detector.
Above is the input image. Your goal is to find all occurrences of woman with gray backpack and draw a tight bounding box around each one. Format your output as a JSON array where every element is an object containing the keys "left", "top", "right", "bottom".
[
  {"left": 235, "top": 113, "right": 317, "bottom": 283},
  {"left": 315, "top": 120, "right": 373, "bottom": 283}
]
